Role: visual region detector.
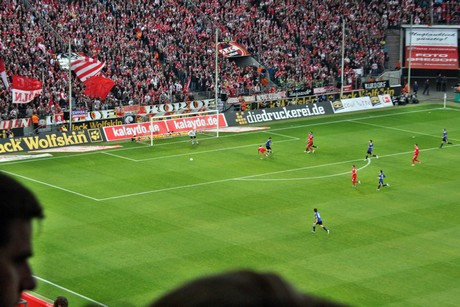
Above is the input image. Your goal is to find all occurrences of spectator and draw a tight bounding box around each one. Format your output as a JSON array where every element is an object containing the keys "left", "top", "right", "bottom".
[
  {"left": 436, "top": 73, "right": 442, "bottom": 91},
  {"left": 0, "top": 0, "right": 458, "bottom": 119},
  {"left": 403, "top": 82, "right": 410, "bottom": 95},
  {"left": 53, "top": 296, "right": 68, "bottom": 307},
  {"left": 441, "top": 75, "right": 447, "bottom": 92},
  {"left": 31, "top": 112, "right": 39, "bottom": 134},
  {"left": 413, "top": 81, "right": 419, "bottom": 95},
  {"left": 150, "top": 270, "right": 345, "bottom": 307},
  {"left": 423, "top": 79, "right": 430, "bottom": 95},
  {"left": 0, "top": 173, "right": 45, "bottom": 307}
]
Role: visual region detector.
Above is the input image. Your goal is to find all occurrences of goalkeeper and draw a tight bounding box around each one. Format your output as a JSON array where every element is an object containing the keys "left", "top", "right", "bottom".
[{"left": 188, "top": 129, "right": 198, "bottom": 145}]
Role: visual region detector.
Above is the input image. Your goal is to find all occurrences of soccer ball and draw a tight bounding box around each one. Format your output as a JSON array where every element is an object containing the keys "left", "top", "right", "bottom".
[{"left": 190, "top": 158, "right": 193, "bottom": 161}]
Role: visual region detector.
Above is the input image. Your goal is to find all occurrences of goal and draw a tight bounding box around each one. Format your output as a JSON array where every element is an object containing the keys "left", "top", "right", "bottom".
[{"left": 142, "top": 109, "right": 222, "bottom": 146}]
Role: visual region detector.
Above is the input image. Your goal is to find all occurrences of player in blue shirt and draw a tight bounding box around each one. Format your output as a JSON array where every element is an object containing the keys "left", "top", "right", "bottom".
[
  {"left": 377, "top": 170, "right": 389, "bottom": 191},
  {"left": 365, "top": 139, "right": 378, "bottom": 160},
  {"left": 265, "top": 137, "right": 272, "bottom": 155},
  {"left": 440, "top": 128, "right": 453, "bottom": 148},
  {"left": 312, "top": 208, "right": 329, "bottom": 234}
]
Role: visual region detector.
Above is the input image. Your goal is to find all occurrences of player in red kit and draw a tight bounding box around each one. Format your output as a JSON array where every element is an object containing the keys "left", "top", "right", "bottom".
[
  {"left": 258, "top": 145, "right": 268, "bottom": 159},
  {"left": 351, "top": 165, "right": 361, "bottom": 188},
  {"left": 412, "top": 144, "right": 421, "bottom": 166},
  {"left": 305, "top": 131, "right": 316, "bottom": 153}
]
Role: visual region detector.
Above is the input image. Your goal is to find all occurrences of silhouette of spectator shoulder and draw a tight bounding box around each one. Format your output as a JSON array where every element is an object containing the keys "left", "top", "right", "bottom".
[{"left": 150, "top": 270, "right": 346, "bottom": 307}]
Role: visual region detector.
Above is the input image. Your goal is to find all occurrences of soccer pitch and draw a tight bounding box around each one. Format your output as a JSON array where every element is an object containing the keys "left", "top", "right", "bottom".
[{"left": 2, "top": 104, "right": 459, "bottom": 306}]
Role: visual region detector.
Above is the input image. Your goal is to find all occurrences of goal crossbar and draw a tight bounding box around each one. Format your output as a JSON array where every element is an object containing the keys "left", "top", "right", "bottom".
[{"left": 147, "top": 110, "right": 221, "bottom": 146}]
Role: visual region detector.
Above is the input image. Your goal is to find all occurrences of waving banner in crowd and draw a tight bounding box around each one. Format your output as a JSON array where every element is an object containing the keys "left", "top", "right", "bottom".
[
  {"left": 12, "top": 75, "right": 43, "bottom": 103},
  {"left": 57, "top": 53, "right": 105, "bottom": 81},
  {"left": 405, "top": 28, "right": 458, "bottom": 70},
  {"left": 57, "top": 52, "right": 80, "bottom": 70},
  {"left": 71, "top": 55, "right": 105, "bottom": 81},
  {"left": 83, "top": 76, "right": 115, "bottom": 100},
  {"left": 0, "top": 57, "right": 8, "bottom": 89},
  {"left": 217, "top": 42, "right": 251, "bottom": 57}
]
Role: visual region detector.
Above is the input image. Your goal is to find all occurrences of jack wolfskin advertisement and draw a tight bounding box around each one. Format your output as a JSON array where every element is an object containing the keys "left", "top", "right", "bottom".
[{"left": 0, "top": 129, "right": 105, "bottom": 154}]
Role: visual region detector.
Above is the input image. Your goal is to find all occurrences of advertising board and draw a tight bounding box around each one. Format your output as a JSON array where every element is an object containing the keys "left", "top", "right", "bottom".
[{"left": 405, "top": 28, "right": 458, "bottom": 70}]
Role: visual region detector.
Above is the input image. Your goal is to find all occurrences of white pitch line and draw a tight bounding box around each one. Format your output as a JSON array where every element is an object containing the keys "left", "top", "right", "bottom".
[
  {"left": 0, "top": 106, "right": 444, "bottom": 166},
  {"left": 236, "top": 156, "right": 372, "bottom": 181},
  {"left": 98, "top": 144, "right": 460, "bottom": 200},
  {"left": 33, "top": 275, "right": 108, "bottom": 307},
  {"left": 378, "top": 143, "right": 460, "bottom": 158},
  {"left": 98, "top": 156, "right": 374, "bottom": 200},
  {"left": 97, "top": 178, "right": 234, "bottom": 201},
  {"left": 2, "top": 107, "right": 458, "bottom": 199},
  {"left": 442, "top": 107, "right": 460, "bottom": 112},
  {"left": 351, "top": 119, "right": 460, "bottom": 142},
  {"left": 0, "top": 170, "right": 98, "bottom": 201},
  {"left": 270, "top": 105, "right": 443, "bottom": 133},
  {"left": 236, "top": 157, "right": 368, "bottom": 180},
  {"left": 134, "top": 138, "right": 298, "bottom": 162},
  {"left": 239, "top": 144, "right": 460, "bottom": 181},
  {"left": 349, "top": 120, "right": 450, "bottom": 140},
  {"left": 260, "top": 130, "right": 300, "bottom": 140},
  {"left": 7, "top": 143, "right": 458, "bottom": 202},
  {"left": 277, "top": 141, "right": 450, "bottom": 177},
  {"left": 101, "top": 151, "right": 138, "bottom": 161}
]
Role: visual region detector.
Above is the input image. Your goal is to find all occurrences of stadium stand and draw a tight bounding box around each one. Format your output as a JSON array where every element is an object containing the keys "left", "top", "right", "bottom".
[{"left": 0, "top": 0, "right": 459, "bottom": 120}]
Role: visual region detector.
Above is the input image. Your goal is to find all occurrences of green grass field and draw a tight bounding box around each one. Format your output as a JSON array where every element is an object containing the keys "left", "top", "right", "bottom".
[{"left": 2, "top": 104, "right": 459, "bottom": 306}]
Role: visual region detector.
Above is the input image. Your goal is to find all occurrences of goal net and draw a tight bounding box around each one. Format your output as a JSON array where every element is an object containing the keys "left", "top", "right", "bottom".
[{"left": 133, "top": 109, "right": 223, "bottom": 146}]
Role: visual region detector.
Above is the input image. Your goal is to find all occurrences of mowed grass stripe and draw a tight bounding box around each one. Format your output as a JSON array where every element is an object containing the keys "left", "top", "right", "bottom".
[{"left": 13, "top": 104, "right": 459, "bottom": 306}]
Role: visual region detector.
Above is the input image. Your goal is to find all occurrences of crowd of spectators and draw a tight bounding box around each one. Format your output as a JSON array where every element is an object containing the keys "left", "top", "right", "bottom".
[
  {"left": 394, "top": 0, "right": 460, "bottom": 26},
  {"left": 0, "top": 0, "right": 459, "bottom": 120}
]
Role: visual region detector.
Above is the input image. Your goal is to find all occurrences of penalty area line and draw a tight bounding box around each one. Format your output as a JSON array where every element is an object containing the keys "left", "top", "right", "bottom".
[
  {"left": 134, "top": 138, "right": 299, "bottom": 162},
  {"left": 349, "top": 120, "right": 460, "bottom": 141},
  {"left": 235, "top": 157, "right": 371, "bottom": 181},
  {"left": 237, "top": 144, "right": 460, "bottom": 182},
  {"left": 0, "top": 170, "right": 99, "bottom": 201},
  {"left": 99, "top": 157, "right": 373, "bottom": 200},
  {"left": 261, "top": 130, "right": 300, "bottom": 140},
  {"left": 91, "top": 144, "right": 460, "bottom": 200},
  {"left": 101, "top": 151, "right": 139, "bottom": 161},
  {"left": 97, "top": 178, "right": 233, "bottom": 201}
]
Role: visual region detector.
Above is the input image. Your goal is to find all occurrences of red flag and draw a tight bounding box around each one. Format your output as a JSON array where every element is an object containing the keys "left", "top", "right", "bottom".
[
  {"left": 0, "top": 57, "right": 5, "bottom": 72},
  {"left": 71, "top": 55, "right": 105, "bottom": 82},
  {"left": 12, "top": 75, "right": 43, "bottom": 103},
  {"left": 0, "top": 57, "right": 8, "bottom": 89},
  {"left": 183, "top": 75, "right": 191, "bottom": 93},
  {"left": 83, "top": 76, "right": 115, "bottom": 100}
]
